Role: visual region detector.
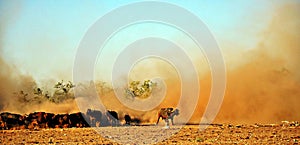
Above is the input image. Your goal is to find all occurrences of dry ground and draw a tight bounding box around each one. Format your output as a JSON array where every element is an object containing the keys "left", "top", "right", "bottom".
[{"left": 1, "top": 123, "right": 299, "bottom": 144}]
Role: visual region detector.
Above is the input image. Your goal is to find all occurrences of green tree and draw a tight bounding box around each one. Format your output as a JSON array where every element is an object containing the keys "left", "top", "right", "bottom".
[{"left": 125, "top": 79, "right": 156, "bottom": 99}]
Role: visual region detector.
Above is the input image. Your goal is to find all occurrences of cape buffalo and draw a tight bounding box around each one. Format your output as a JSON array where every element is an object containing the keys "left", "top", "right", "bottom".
[{"left": 156, "top": 108, "right": 179, "bottom": 126}]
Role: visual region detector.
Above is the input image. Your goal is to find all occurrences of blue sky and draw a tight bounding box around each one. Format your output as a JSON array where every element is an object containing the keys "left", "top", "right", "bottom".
[{"left": 0, "top": 0, "right": 297, "bottom": 84}]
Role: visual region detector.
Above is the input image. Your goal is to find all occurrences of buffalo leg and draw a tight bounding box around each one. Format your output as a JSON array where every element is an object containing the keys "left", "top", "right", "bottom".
[
  {"left": 165, "top": 119, "right": 169, "bottom": 126},
  {"left": 156, "top": 116, "right": 161, "bottom": 125}
]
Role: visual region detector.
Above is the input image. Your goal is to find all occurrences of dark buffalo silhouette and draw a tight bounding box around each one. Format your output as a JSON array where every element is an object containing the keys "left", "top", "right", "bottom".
[
  {"left": 43, "top": 113, "right": 55, "bottom": 128},
  {"left": 131, "top": 118, "right": 141, "bottom": 126},
  {"left": 26, "top": 112, "right": 50, "bottom": 128},
  {"left": 86, "top": 109, "right": 103, "bottom": 127},
  {"left": 0, "top": 110, "right": 135, "bottom": 129},
  {"left": 69, "top": 112, "right": 89, "bottom": 128},
  {"left": 0, "top": 112, "right": 24, "bottom": 129},
  {"left": 107, "top": 110, "right": 119, "bottom": 126},
  {"left": 124, "top": 114, "right": 131, "bottom": 125},
  {"left": 51, "top": 114, "right": 70, "bottom": 128}
]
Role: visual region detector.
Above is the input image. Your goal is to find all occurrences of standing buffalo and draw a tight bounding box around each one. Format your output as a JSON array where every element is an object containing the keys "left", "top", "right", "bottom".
[
  {"left": 86, "top": 109, "right": 102, "bottom": 127},
  {"left": 69, "top": 112, "right": 89, "bottom": 128},
  {"left": 107, "top": 110, "right": 119, "bottom": 126},
  {"left": 26, "top": 112, "right": 47, "bottom": 129},
  {"left": 51, "top": 114, "right": 70, "bottom": 128},
  {"left": 156, "top": 108, "right": 179, "bottom": 126},
  {"left": 124, "top": 114, "right": 131, "bottom": 125},
  {"left": 0, "top": 112, "right": 24, "bottom": 129}
]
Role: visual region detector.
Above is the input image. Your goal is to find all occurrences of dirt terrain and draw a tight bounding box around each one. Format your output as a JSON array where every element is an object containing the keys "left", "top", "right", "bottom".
[{"left": 1, "top": 122, "right": 299, "bottom": 144}]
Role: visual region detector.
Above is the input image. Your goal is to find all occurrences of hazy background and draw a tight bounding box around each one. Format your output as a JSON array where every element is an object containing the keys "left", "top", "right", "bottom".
[{"left": 0, "top": 0, "right": 299, "bottom": 124}]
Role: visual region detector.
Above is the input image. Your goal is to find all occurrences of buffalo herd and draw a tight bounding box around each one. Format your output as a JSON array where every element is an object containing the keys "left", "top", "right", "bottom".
[
  {"left": 0, "top": 108, "right": 179, "bottom": 130},
  {"left": 0, "top": 110, "right": 139, "bottom": 130}
]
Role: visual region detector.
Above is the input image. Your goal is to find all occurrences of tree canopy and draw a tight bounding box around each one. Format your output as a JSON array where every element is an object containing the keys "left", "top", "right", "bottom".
[{"left": 125, "top": 79, "right": 157, "bottom": 99}]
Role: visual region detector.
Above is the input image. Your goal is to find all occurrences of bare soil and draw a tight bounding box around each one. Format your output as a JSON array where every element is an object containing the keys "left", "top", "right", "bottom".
[{"left": 1, "top": 123, "right": 299, "bottom": 144}]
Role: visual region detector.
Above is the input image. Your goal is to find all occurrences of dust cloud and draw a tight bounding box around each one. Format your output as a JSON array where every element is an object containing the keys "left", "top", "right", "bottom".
[
  {"left": 214, "top": 4, "right": 300, "bottom": 124},
  {"left": 177, "top": 3, "right": 300, "bottom": 124},
  {"left": 0, "top": 1, "right": 79, "bottom": 114},
  {"left": 0, "top": 1, "right": 31, "bottom": 112}
]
